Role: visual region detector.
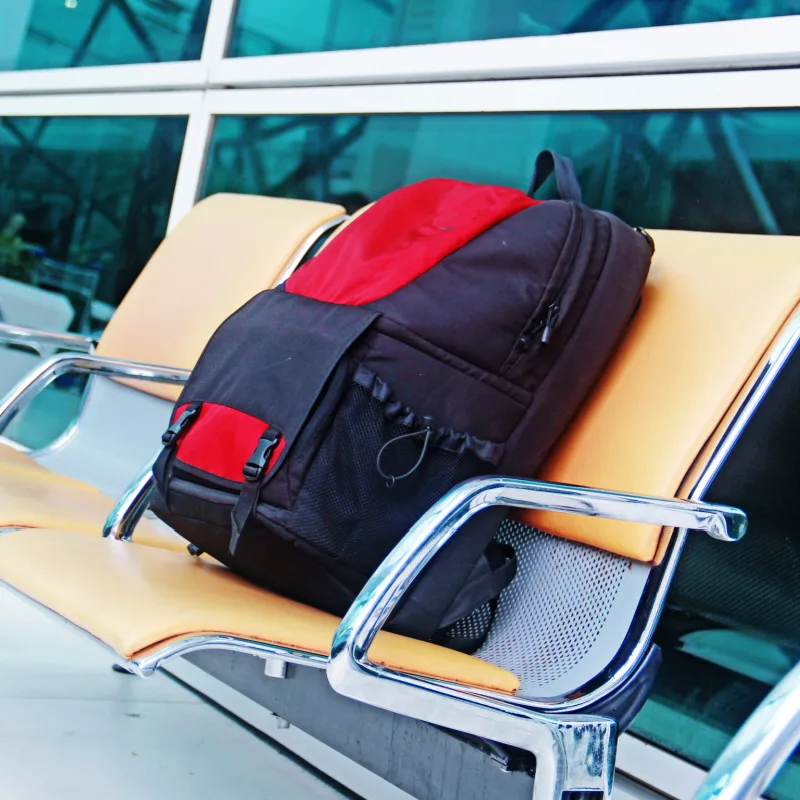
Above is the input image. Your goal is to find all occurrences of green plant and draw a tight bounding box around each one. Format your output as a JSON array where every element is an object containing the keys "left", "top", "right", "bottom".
[{"left": 0, "top": 213, "right": 38, "bottom": 284}]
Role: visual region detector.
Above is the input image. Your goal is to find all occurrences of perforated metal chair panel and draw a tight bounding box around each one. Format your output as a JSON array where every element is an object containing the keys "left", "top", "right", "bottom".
[{"left": 476, "top": 520, "right": 651, "bottom": 699}]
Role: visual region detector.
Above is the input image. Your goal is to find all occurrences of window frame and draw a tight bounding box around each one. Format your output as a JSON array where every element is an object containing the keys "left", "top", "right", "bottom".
[{"left": 211, "top": 15, "right": 800, "bottom": 88}]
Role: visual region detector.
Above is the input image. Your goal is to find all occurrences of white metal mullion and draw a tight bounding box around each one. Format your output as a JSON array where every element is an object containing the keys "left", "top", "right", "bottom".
[
  {"left": 0, "top": 14, "right": 797, "bottom": 97},
  {"left": 203, "top": 68, "right": 800, "bottom": 115},
  {"left": 167, "top": 94, "right": 215, "bottom": 231},
  {"left": 209, "top": 15, "right": 800, "bottom": 89},
  {"left": 0, "top": 91, "right": 203, "bottom": 116},
  {"left": 200, "top": 0, "right": 238, "bottom": 72},
  {"left": 0, "top": 0, "right": 236, "bottom": 97},
  {"left": 0, "top": 62, "right": 208, "bottom": 96}
]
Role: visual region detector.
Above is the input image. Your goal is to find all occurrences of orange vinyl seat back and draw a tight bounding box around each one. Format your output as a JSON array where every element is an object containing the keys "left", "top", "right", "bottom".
[
  {"left": 519, "top": 229, "right": 800, "bottom": 563},
  {"left": 95, "top": 194, "right": 345, "bottom": 402}
]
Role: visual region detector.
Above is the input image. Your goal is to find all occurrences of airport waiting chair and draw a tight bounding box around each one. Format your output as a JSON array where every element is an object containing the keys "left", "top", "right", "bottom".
[
  {"left": 1, "top": 229, "right": 799, "bottom": 799},
  {"left": 0, "top": 194, "right": 346, "bottom": 546}
]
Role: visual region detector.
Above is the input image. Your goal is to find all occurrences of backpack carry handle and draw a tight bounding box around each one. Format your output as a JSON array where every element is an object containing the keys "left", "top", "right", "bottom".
[{"left": 527, "top": 150, "right": 583, "bottom": 203}]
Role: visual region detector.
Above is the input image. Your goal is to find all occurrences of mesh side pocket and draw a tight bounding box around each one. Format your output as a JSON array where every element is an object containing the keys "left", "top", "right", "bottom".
[{"left": 288, "top": 380, "right": 488, "bottom": 578}]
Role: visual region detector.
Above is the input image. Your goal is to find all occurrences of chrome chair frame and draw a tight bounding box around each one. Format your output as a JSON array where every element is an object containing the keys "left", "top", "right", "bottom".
[
  {"left": 0, "top": 353, "right": 191, "bottom": 439},
  {"left": 91, "top": 309, "right": 800, "bottom": 798},
  {"left": 90, "top": 469, "right": 745, "bottom": 799},
  {"left": 326, "top": 477, "right": 744, "bottom": 799},
  {"left": 0, "top": 322, "right": 96, "bottom": 356},
  {"left": 693, "top": 659, "right": 800, "bottom": 800}
]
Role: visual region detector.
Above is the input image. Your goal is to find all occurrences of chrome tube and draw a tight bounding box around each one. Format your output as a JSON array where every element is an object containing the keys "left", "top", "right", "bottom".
[
  {"left": 328, "top": 477, "right": 744, "bottom": 797},
  {"left": 0, "top": 322, "right": 96, "bottom": 355},
  {"left": 129, "top": 635, "right": 329, "bottom": 678},
  {"left": 0, "top": 353, "right": 190, "bottom": 434},
  {"left": 102, "top": 451, "right": 160, "bottom": 541},
  {"left": 694, "top": 660, "right": 800, "bottom": 800},
  {"left": 331, "top": 478, "right": 744, "bottom": 672}
]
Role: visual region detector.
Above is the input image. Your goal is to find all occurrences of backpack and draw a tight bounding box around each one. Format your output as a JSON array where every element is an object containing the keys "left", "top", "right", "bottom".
[{"left": 150, "top": 151, "right": 654, "bottom": 649}]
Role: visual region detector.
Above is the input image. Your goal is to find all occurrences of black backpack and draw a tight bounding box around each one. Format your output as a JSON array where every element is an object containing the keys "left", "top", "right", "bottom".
[{"left": 151, "top": 151, "right": 654, "bottom": 648}]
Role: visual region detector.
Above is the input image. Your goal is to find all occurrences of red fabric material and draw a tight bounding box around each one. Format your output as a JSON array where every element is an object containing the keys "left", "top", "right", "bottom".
[
  {"left": 174, "top": 403, "right": 285, "bottom": 483},
  {"left": 285, "top": 179, "right": 539, "bottom": 306}
]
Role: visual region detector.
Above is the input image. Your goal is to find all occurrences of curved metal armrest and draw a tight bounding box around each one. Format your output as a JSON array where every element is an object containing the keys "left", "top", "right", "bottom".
[
  {"left": 330, "top": 476, "right": 746, "bottom": 696},
  {"left": 102, "top": 452, "right": 159, "bottom": 541},
  {"left": 693, "top": 660, "right": 800, "bottom": 800},
  {"left": 0, "top": 322, "right": 96, "bottom": 356},
  {"left": 0, "top": 352, "right": 191, "bottom": 435}
]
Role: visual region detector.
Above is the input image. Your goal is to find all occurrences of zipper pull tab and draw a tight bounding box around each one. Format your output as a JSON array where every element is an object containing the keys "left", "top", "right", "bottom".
[
  {"left": 541, "top": 304, "right": 560, "bottom": 344},
  {"left": 161, "top": 402, "right": 202, "bottom": 446}
]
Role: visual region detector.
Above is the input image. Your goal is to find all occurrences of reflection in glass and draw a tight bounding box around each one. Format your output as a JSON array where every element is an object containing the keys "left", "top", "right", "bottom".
[
  {"left": 202, "top": 111, "right": 800, "bottom": 236},
  {"left": 0, "top": 0, "right": 211, "bottom": 71},
  {"left": 0, "top": 114, "right": 186, "bottom": 447},
  {"left": 0, "top": 115, "right": 187, "bottom": 316},
  {"left": 229, "top": 0, "right": 800, "bottom": 57}
]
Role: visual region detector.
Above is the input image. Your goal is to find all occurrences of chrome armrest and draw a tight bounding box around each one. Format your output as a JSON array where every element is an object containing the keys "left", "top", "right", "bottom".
[
  {"left": 331, "top": 476, "right": 746, "bottom": 689},
  {"left": 0, "top": 322, "right": 96, "bottom": 356},
  {"left": 327, "top": 477, "right": 746, "bottom": 795},
  {"left": 693, "top": 660, "right": 800, "bottom": 800},
  {"left": 0, "top": 352, "right": 190, "bottom": 435}
]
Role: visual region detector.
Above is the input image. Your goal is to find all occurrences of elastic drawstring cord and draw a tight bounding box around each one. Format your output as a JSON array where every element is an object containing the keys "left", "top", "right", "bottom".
[{"left": 376, "top": 420, "right": 434, "bottom": 487}]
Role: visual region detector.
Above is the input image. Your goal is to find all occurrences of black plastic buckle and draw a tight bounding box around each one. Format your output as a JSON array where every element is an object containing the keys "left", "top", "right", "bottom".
[
  {"left": 161, "top": 403, "right": 201, "bottom": 446},
  {"left": 243, "top": 428, "right": 282, "bottom": 481}
]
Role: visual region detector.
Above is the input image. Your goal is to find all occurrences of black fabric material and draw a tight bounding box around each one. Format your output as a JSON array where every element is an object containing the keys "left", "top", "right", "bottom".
[
  {"left": 151, "top": 150, "right": 653, "bottom": 645},
  {"left": 437, "top": 542, "right": 517, "bottom": 630},
  {"left": 527, "top": 149, "right": 583, "bottom": 202},
  {"left": 175, "top": 288, "right": 377, "bottom": 483}
]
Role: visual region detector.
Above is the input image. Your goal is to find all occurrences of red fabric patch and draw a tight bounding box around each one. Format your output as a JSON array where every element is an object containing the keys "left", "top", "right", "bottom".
[
  {"left": 173, "top": 403, "right": 285, "bottom": 483},
  {"left": 285, "top": 179, "right": 539, "bottom": 306}
]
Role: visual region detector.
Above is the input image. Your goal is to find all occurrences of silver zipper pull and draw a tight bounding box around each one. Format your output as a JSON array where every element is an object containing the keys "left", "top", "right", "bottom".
[{"left": 541, "top": 304, "right": 560, "bottom": 344}]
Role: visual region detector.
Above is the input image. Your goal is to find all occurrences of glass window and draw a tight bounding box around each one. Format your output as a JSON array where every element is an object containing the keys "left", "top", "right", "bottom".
[
  {"left": 0, "top": 0, "right": 211, "bottom": 71},
  {"left": 202, "top": 110, "right": 800, "bottom": 797},
  {"left": 202, "top": 111, "right": 800, "bottom": 236},
  {"left": 0, "top": 115, "right": 187, "bottom": 446},
  {"left": 229, "top": 0, "right": 800, "bottom": 58}
]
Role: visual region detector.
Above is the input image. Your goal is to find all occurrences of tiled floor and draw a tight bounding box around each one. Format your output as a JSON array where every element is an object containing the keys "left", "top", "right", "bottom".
[{"left": 0, "top": 586, "right": 349, "bottom": 800}]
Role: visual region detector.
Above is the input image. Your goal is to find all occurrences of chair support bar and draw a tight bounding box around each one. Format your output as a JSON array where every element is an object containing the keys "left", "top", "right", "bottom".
[
  {"left": 0, "top": 352, "right": 191, "bottom": 435},
  {"left": 0, "top": 322, "right": 96, "bottom": 356},
  {"left": 102, "top": 452, "right": 159, "bottom": 540},
  {"left": 693, "top": 659, "right": 800, "bottom": 800}
]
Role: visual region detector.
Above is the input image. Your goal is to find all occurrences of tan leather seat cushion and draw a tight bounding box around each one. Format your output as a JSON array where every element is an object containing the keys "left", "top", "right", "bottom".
[
  {"left": 0, "top": 448, "right": 186, "bottom": 551},
  {"left": 521, "top": 230, "right": 800, "bottom": 563},
  {"left": 0, "top": 529, "right": 520, "bottom": 695},
  {"left": 0, "top": 443, "right": 93, "bottom": 489},
  {"left": 96, "top": 194, "right": 345, "bottom": 401}
]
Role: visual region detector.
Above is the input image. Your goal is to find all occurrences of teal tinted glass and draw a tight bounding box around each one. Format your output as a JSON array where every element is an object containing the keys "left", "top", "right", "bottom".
[
  {"left": 0, "top": 0, "right": 210, "bottom": 70},
  {"left": 202, "top": 110, "right": 800, "bottom": 796},
  {"left": 202, "top": 111, "right": 800, "bottom": 236},
  {"left": 229, "top": 0, "right": 800, "bottom": 57},
  {"left": 0, "top": 115, "right": 186, "bottom": 447}
]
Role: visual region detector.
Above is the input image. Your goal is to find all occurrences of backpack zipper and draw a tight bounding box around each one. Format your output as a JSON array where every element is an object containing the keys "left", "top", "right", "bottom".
[{"left": 522, "top": 202, "right": 584, "bottom": 348}]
